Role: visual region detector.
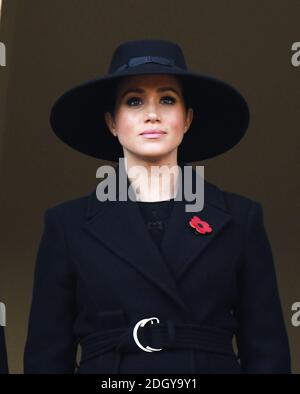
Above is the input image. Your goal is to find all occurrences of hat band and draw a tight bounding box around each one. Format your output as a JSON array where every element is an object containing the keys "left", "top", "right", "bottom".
[{"left": 115, "top": 56, "right": 176, "bottom": 72}]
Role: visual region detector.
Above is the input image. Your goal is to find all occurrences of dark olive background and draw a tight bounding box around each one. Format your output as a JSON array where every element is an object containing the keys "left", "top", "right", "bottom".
[{"left": 0, "top": 0, "right": 299, "bottom": 373}]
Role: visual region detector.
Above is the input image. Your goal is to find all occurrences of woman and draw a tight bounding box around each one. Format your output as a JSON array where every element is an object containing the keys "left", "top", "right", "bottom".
[{"left": 24, "top": 39, "right": 291, "bottom": 374}]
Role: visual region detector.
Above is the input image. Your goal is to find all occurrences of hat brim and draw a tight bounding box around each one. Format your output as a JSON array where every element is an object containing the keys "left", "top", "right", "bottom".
[{"left": 49, "top": 64, "right": 250, "bottom": 162}]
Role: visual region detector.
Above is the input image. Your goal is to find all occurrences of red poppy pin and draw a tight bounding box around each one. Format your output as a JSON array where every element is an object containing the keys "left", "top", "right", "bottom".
[{"left": 189, "top": 215, "right": 213, "bottom": 235}]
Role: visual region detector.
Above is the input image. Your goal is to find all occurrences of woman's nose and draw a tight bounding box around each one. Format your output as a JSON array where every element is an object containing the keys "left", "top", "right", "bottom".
[
  {"left": 144, "top": 99, "right": 161, "bottom": 121},
  {"left": 145, "top": 107, "right": 161, "bottom": 122},
  {"left": 147, "top": 112, "right": 160, "bottom": 121}
]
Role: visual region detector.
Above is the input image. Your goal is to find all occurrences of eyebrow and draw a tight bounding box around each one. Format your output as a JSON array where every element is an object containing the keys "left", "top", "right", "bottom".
[{"left": 120, "top": 87, "right": 181, "bottom": 99}]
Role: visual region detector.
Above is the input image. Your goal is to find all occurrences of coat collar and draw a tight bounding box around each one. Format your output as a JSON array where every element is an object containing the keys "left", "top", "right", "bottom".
[{"left": 83, "top": 162, "right": 232, "bottom": 314}]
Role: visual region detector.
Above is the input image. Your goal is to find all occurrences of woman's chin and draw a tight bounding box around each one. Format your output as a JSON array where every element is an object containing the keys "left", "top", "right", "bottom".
[
  {"left": 137, "top": 152, "right": 173, "bottom": 162},
  {"left": 133, "top": 146, "right": 176, "bottom": 158}
]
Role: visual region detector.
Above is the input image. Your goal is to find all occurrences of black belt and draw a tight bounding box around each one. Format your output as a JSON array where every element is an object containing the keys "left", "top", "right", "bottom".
[{"left": 79, "top": 318, "right": 236, "bottom": 374}]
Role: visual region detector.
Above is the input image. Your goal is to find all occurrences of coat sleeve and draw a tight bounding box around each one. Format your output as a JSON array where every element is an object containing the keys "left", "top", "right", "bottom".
[
  {"left": 234, "top": 202, "right": 291, "bottom": 373},
  {"left": 0, "top": 326, "right": 8, "bottom": 374},
  {"left": 24, "top": 207, "right": 77, "bottom": 373}
]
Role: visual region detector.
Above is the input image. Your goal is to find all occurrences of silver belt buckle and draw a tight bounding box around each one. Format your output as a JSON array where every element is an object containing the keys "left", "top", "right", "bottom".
[{"left": 133, "top": 317, "right": 162, "bottom": 352}]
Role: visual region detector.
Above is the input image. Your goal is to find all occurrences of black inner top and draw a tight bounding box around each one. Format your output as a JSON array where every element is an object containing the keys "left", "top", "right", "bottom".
[{"left": 136, "top": 198, "right": 175, "bottom": 250}]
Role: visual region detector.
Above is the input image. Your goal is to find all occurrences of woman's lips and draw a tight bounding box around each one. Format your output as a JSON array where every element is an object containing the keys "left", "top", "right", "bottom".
[{"left": 140, "top": 130, "right": 166, "bottom": 139}]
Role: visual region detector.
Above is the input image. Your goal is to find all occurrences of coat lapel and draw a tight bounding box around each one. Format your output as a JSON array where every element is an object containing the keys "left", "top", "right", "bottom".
[
  {"left": 161, "top": 168, "right": 233, "bottom": 279},
  {"left": 83, "top": 162, "right": 232, "bottom": 312}
]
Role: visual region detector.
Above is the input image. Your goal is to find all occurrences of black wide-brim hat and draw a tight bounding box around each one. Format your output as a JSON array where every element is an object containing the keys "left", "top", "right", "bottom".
[{"left": 49, "top": 39, "right": 250, "bottom": 163}]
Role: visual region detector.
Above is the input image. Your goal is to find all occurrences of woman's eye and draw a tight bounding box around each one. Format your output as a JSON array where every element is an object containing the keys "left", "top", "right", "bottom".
[
  {"left": 126, "top": 97, "right": 141, "bottom": 106},
  {"left": 126, "top": 96, "right": 176, "bottom": 106},
  {"left": 161, "top": 96, "right": 176, "bottom": 104}
]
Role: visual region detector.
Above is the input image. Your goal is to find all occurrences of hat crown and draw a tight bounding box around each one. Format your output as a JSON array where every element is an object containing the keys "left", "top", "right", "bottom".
[{"left": 108, "top": 39, "right": 188, "bottom": 73}]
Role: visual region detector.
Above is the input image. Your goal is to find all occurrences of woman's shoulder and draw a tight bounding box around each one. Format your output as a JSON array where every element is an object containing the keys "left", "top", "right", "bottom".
[
  {"left": 42, "top": 190, "right": 95, "bottom": 224},
  {"left": 205, "top": 177, "right": 260, "bottom": 203},
  {"left": 204, "top": 178, "right": 263, "bottom": 220},
  {"left": 42, "top": 181, "right": 264, "bottom": 226}
]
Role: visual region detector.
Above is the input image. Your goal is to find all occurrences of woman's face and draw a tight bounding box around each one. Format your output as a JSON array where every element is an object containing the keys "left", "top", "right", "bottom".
[{"left": 104, "top": 74, "right": 193, "bottom": 164}]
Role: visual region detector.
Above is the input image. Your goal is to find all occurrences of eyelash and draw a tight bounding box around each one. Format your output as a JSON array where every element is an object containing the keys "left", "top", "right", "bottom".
[{"left": 125, "top": 96, "right": 177, "bottom": 106}]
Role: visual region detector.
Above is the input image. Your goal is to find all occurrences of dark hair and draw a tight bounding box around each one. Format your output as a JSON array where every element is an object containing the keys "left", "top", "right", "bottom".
[
  {"left": 103, "top": 78, "right": 120, "bottom": 119},
  {"left": 104, "top": 75, "right": 193, "bottom": 119}
]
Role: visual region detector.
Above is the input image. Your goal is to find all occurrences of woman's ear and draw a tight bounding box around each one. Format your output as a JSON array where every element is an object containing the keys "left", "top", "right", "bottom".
[
  {"left": 104, "top": 112, "right": 117, "bottom": 136},
  {"left": 184, "top": 107, "right": 194, "bottom": 134}
]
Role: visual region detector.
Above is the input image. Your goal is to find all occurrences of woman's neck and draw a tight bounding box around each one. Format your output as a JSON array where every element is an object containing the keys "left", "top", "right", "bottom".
[{"left": 123, "top": 157, "right": 180, "bottom": 202}]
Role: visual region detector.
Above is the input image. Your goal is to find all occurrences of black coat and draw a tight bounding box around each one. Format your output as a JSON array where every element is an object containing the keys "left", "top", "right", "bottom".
[
  {"left": 24, "top": 164, "right": 291, "bottom": 374},
  {"left": 0, "top": 326, "right": 8, "bottom": 374}
]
